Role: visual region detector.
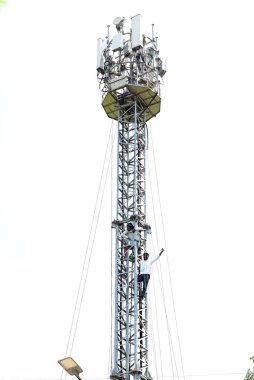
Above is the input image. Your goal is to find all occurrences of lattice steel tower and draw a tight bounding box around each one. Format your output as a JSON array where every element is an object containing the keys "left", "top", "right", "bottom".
[{"left": 97, "top": 15, "right": 166, "bottom": 380}]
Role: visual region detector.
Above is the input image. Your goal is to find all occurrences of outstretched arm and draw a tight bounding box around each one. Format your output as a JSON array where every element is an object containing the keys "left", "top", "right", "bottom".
[{"left": 151, "top": 249, "right": 165, "bottom": 265}]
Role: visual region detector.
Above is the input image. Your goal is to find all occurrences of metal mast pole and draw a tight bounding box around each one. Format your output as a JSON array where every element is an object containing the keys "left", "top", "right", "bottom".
[{"left": 97, "top": 15, "right": 166, "bottom": 380}]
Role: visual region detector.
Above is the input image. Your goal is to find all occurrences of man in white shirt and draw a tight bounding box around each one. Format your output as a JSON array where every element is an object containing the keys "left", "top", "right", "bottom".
[{"left": 138, "top": 248, "right": 164, "bottom": 299}]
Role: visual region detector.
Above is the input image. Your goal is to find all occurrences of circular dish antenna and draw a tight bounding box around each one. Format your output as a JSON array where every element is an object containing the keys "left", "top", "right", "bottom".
[
  {"left": 113, "top": 17, "right": 122, "bottom": 26},
  {"left": 113, "top": 17, "right": 124, "bottom": 31}
]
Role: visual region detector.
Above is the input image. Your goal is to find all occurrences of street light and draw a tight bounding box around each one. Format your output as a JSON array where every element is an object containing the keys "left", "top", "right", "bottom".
[{"left": 58, "top": 357, "right": 83, "bottom": 380}]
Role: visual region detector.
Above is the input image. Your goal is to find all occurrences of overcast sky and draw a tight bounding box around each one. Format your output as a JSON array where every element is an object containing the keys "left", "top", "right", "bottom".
[{"left": 0, "top": 1, "right": 254, "bottom": 380}]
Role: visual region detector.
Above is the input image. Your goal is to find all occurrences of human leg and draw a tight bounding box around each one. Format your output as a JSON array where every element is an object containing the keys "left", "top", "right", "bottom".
[
  {"left": 137, "top": 274, "right": 143, "bottom": 283},
  {"left": 122, "top": 245, "right": 131, "bottom": 259},
  {"left": 137, "top": 274, "right": 144, "bottom": 295},
  {"left": 141, "top": 274, "right": 150, "bottom": 297}
]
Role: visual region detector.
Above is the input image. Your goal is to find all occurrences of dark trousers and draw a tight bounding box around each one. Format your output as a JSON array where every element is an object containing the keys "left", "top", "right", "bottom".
[{"left": 137, "top": 274, "right": 150, "bottom": 297}]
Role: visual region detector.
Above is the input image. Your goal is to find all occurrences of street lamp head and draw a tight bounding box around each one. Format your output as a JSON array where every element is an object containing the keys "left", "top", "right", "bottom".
[{"left": 58, "top": 357, "right": 83, "bottom": 379}]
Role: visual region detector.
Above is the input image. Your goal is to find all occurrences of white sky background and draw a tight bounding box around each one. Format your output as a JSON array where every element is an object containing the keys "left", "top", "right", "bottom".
[{"left": 0, "top": 1, "right": 254, "bottom": 380}]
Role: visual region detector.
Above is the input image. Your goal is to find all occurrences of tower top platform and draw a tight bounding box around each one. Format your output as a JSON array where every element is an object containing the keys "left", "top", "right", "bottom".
[
  {"left": 97, "top": 15, "right": 166, "bottom": 121},
  {"left": 102, "top": 84, "right": 161, "bottom": 121}
]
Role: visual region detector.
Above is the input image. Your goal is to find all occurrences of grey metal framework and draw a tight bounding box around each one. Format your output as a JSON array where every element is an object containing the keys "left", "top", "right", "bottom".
[
  {"left": 112, "top": 102, "right": 149, "bottom": 380},
  {"left": 97, "top": 15, "right": 166, "bottom": 380}
]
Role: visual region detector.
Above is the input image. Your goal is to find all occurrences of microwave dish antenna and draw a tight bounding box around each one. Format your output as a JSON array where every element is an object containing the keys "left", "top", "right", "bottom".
[{"left": 113, "top": 16, "right": 124, "bottom": 31}]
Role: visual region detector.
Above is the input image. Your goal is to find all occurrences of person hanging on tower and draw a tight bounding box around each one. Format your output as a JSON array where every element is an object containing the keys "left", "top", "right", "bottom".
[
  {"left": 121, "top": 222, "right": 143, "bottom": 260},
  {"left": 138, "top": 248, "right": 165, "bottom": 299}
]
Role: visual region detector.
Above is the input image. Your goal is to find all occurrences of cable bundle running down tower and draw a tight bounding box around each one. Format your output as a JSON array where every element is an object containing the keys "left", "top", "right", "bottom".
[{"left": 97, "top": 15, "right": 166, "bottom": 380}]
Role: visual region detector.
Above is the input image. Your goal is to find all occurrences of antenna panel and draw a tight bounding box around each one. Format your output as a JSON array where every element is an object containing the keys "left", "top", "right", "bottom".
[
  {"left": 112, "top": 33, "right": 123, "bottom": 51},
  {"left": 158, "top": 57, "right": 167, "bottom": 77},
  {"left": 97, "top": 38, "right": 106, "bottom": 72},
  {"left": 131, "top": 14, "right": 142, "bottom": 50}
]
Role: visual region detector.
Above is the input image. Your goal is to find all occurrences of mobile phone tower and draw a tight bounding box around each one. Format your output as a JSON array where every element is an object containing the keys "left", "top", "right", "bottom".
[{"left": 97, "top": 15, "right": 166, "bottom": 380}]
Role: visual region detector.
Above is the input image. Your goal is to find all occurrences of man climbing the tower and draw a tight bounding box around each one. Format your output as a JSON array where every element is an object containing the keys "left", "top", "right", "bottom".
[
  {"left": 121, "top": 222, "right": 142, "bottom": 260},
  {"left": 138, "top": 248, "right": 165, "bottom": 299}
]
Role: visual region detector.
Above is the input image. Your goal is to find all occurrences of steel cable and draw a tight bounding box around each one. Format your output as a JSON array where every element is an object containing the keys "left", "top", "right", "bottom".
[
  {"left": 61, "top": 121, "right": 116, "bottom": 378},
  {"left": 147, "top": 154, "right": 179, "bottom": 379},
  {"left": 149, "top": 124, "right": 186, "bottom": 380},
  {"left": 68, "top": 122, "right": 117, "bottom": 356}
]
